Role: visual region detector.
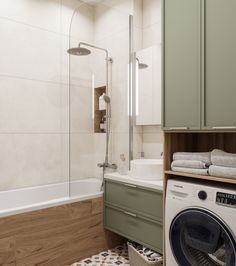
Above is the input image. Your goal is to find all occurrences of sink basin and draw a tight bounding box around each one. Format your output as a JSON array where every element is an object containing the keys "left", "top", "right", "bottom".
[{"left": 130, "top": 159, "right": 163, "bottom": 180}]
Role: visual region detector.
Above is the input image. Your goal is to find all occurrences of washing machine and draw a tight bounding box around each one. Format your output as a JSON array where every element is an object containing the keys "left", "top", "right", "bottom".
[{"left": 165, "top": 179, "right": 236, "bottom": 266}]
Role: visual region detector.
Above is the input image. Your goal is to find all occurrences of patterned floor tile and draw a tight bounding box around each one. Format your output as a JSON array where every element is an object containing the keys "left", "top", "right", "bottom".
[{"left": 71, "top": 244, "right": 130, "bottom": 266}]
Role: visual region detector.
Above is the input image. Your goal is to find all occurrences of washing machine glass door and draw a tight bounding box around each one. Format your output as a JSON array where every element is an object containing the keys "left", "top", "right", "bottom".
[{"left": 170, "top": 208, "right": 236, "bottom": 266}]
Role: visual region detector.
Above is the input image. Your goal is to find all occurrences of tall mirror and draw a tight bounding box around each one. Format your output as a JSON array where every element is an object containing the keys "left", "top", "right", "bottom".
[
  {"left": 131, "top": 0, "right": 163, "bottom": 165},
  {"left": 135, "top": 45, "right": 161, "bottom": 125}
]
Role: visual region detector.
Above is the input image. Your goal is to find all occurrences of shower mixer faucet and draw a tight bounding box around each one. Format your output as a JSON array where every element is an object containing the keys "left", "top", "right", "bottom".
[{"left": 97, "top": 162, "right": 117, "bottom": 170}]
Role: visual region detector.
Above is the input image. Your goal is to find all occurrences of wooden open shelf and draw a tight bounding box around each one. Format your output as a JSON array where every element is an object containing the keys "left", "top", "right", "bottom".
[
  {"left": 165, "top": 170, "right": 236, "bottom": 185},
  {"left": 164, "top": 132, "right": 236, "bottom": 173},
  {"left": 163, "top": 131, "right": 236, "bottom": 216}
]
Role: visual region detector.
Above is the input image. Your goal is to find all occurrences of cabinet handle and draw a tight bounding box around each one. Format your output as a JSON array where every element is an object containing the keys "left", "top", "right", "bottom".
[
  {"left": 169, "top": 127, "right": 189, "bottom": 130},
  {"left": 124, "top": 183, "right": 137, "bottom": 188},
  {"left": 124, "top": 211, "right": 137, "bottom": 217},
  {"left": 212, "top": 126, "right": 236, "bottom": 130}
]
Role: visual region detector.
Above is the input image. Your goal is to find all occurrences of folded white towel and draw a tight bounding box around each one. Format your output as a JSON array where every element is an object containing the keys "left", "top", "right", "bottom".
[
  {"left": 211, "top": 149, "right": 236, "bottom": 168},
  {"left": 171, "top": 166, "right": 209, "bottom": 175},
  {"left": 171, "top": 160, "right": 209, "bottom": 169},
  {"left": 173, "top": 152, "right": 211, "bottom": 165},
  {"left": 209, "top": 165, "right": 236, "bottom": 178}
]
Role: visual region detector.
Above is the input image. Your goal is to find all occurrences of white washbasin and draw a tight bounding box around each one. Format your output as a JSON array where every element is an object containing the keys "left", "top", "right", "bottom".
[{"left": 130, "top": 159, "right": 163, "bottom": 180}]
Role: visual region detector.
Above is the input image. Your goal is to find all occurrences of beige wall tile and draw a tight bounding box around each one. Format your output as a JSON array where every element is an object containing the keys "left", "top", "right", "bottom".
[{"left": 0, "top": 134, "right": 66, "bottom": 191}]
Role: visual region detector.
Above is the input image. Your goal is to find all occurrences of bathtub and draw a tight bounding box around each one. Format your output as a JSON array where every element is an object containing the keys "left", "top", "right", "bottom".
[{"left": 0, "top": 178, "right": 103, "bottom": 218}]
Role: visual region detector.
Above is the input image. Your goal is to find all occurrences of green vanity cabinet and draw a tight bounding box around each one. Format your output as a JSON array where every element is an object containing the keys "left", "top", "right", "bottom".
[
  {"left": 162, "top": 0, "right": 201, "bottom": 130},
  {"left": 203, "top": 0, "right": 236, "bottom": 129},
  {"left": 104, "top": 179, "right": 163, "bottom": 253},
  {"left": 163, "top": 0, "right": 236, "bottom": 131}
]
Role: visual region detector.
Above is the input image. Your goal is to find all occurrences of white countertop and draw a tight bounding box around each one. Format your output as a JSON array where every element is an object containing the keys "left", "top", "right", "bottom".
[{"left": 105, "top": 172, "right": 163, "bottom": 191}]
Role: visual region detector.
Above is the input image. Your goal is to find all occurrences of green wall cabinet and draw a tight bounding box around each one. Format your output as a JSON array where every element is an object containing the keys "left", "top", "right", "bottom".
[
  {"left": 163, "top": 0, "right": 201, "bottom": 130},
  {"left": 163, "top": 0, "right": 236, "bottom": 131},
  {"left": 203, "top": 0, "right": 236, "bottom": 129}
]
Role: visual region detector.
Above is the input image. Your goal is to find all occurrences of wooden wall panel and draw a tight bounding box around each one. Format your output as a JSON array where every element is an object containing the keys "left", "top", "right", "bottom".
[{"left": 0, "top": 197, "right": 125, "bottom": 266}]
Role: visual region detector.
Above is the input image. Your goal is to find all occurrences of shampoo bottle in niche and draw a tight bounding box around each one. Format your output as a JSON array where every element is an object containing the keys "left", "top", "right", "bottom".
[
  {"left": 99, "top": 93, "right": 106, "bottom": 111},
  {"left": 118, "top": 154, "right": 128, "bottom": 175},
  {"left": 100, "top": 116, "right": 105, "bottom": 132}
]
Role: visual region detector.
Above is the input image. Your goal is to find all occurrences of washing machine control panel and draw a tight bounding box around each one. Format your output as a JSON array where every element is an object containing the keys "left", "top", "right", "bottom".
[{"left": 216, "top": 192, "right": 236, "bottom": 207}]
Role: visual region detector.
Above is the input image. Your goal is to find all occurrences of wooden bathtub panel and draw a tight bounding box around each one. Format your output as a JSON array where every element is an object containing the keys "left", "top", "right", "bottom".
[
  {"left": 15, "top": 214, "right": 102, "bottom": 259},
  {"left": 0, "top": 201, "right": 94, "bottom": 239},
  {"left": 92, "top": 197, "right": 103, "bottom": 215},
  {"left": 0, "top": 236, "right": 15, "bottom": 265},
  {"left": 0, "top": 197, "right": 125, "bottom": 266},
  {"left": 68, "top": 201, "right": 93, "bottom": 219}
]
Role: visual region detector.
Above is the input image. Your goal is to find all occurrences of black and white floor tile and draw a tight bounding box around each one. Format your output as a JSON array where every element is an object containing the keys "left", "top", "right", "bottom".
[{"left": 71, "top": 244, "right": 130, "bottom": 266}]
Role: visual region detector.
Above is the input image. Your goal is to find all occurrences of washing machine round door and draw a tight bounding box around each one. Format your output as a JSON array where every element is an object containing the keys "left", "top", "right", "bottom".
[{"left": 170, "top": 208, "right": 236, "bottom": 266}]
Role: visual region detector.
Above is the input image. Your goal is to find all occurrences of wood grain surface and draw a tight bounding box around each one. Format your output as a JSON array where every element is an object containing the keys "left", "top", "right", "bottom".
[{"left": 0, "top": 197, "right": 125, "bottom": 266}]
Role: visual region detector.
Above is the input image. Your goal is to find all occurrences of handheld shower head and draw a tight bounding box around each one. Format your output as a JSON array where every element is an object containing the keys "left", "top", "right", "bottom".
[
  {"left": 103, "top": 95, "right": 110, "bottom": 104},
  {"left": 138, "top": 63, "right": 148, "bottom": 69}
]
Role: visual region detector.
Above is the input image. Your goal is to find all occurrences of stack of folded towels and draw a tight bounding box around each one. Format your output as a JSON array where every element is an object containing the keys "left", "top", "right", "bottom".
[
  {"left": 209, "top": 149, "right": 236, "bottom": 178},
  {"left": 171, "top": 152, "right": 211, "bottom": 175}
]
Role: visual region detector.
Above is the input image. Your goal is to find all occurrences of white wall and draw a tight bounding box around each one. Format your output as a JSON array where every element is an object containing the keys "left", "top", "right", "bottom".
[
  {"left": 0, "top": 0, "right": 73, "bottom": 190},
  {"left": 0, "top": 0, "right": 99, "bottom": 190},
  {"left": 142, "top": 0, "right": 161, "bottom": 48}
]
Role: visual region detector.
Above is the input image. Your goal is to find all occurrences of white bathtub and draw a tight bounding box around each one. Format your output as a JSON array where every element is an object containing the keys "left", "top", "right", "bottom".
[{"left": 0, "top": 178, "right": 103, "bottom": 218}]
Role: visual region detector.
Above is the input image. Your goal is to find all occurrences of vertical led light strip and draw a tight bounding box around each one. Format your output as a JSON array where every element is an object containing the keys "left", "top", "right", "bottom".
[
  {"left": 92, "top": 73, "right": 95, "bottom": 119},
  {"left": 128, "top": 15, "right": 134, "bottom": 163},
  {"left": 135, "top": 59, "right": 139, "bottom": 116}
]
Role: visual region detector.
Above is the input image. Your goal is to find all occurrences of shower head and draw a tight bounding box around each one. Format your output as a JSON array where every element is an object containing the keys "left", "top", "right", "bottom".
[
  {"left": 138, "top": 62, "right": 148, "bottom": 69},
  {"left": 67, "top": 47, "right": 91, "bottom": 56},
  {"left": 103, "top": 95, "right": 111, "bottom": 104},
  {"left": 136, "top": 57, "right": 148, "bottom": 69}
]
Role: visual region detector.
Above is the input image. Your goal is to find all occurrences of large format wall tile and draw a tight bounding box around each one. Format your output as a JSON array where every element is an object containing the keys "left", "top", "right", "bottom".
[
  {"left": 110, "top": 82, "right": 129, "bottom": 134},
  {"left": 70, "top": 83, "right": 94, "bottom": 133},
  {"left": 143, "top": 23, "right": 161, "bottom": 48},
  {"left": 0, "top": 134, "right": 66, "bottom": 191},
  {"left": 0, "top": 0, "right": 61, "bottom": 33},
  {"left": 142, "top": 0, "right": 161, "bottom": 28},
  {"left": 142, "top": 132, "right": 163, "bottom": 159},
  {"left": 112, "top": 133, "right": 129, "bottom": 169},
  {"left": 62, "top": 1, "right": 94, "bottom": 39},
  {"left": 0, "top": 0, "right": 133, "bottom": 190},
  {"left": 94, "top": 4, "right": 129, "bottom": 42},
  {"left": 0, "top": 18, "right": 61, "bottom": 82},
  {"left": 102, "top": 0, "right": 134, "bottom": 15},
  {"left": 0, "top": 77, "right": 62, "bottom": 133},
  {"left": 70, "top": 133, "right": 95, "bottom": 180}
]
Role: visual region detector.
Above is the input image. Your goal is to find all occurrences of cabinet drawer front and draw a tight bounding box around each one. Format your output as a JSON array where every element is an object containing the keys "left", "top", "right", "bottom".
[
  {"left": 105, "top": 206, "right": 163, "bottom": 252},
  {"left": 105, "top": 181, "right": 163, "bottom": 221}
]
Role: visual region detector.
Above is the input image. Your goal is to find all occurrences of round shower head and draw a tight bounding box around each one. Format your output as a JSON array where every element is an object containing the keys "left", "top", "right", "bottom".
[
  {"left": 138, "top": 63, "right": 148, "bottom": 69},
  {"left": 67, "top": 47, "right": 91, "bottom": 56}
]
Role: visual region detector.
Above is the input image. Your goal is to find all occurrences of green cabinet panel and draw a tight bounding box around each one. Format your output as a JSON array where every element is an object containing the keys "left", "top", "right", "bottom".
[
  {"left": 105, "top": 205, "right": 163, "bottom": 253},
  {"left": 203, "top": 0, "right": 236, "bottom": 129},
  {"left": 105, "top": 181, "right": 163, "bottom": 221},
  {"left": 163, "top": 0, "right": 201, "bottom": 130}
]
